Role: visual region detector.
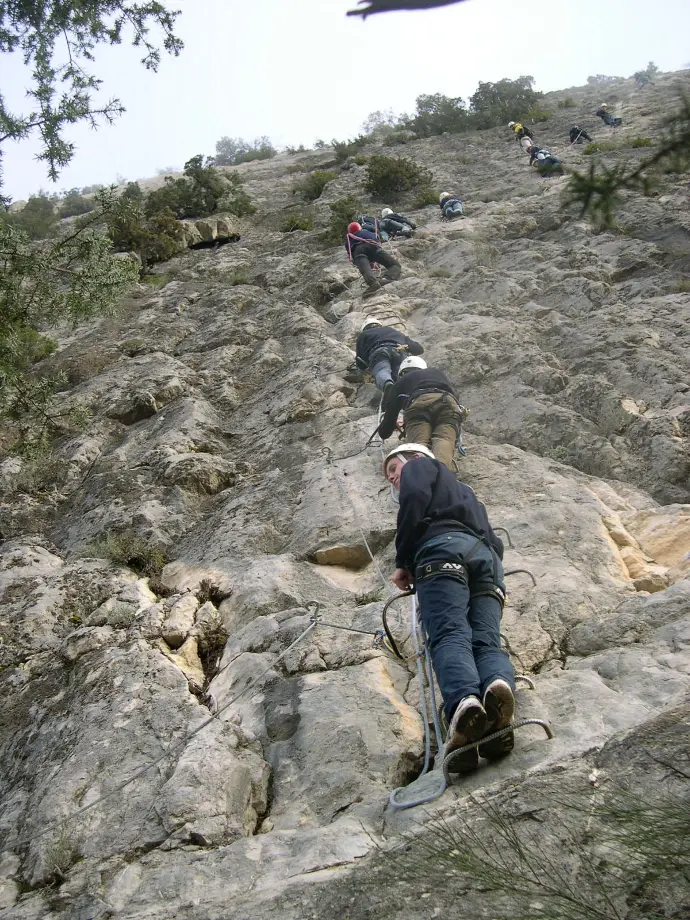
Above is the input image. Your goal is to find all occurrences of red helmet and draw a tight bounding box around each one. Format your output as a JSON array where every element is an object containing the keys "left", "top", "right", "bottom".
[{"left": 348, "top": 222, "right": 362, "bottom": 234}]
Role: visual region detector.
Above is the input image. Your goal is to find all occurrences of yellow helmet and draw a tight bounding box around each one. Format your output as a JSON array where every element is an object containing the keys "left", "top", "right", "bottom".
[{"left": 439, "top": 192, "right": 451, "bottom": 203}]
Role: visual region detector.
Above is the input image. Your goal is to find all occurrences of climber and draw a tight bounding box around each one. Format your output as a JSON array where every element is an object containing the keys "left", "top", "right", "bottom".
[
  {"left": 527, "top": 145, "right": 565, "bottom": 177},
  {"left": 569, "top": 125, "right": 593, "bottom": 145},
  {"left": 356, "top": 213, "right": 384, "bottom": 239},
  {"left": 383, "top": 443, "right": 516, "bottom": 774},
  {"left": 345, "top": 222, "right": 402, "bottom": 295},
  {"left": 508, "top": 121, "right": 534, "bottom": 143},
  {"left": 439, "top": 192, "right": 463, "bottom": 220},
  {"left": 596, "top": 104, "right": 622, "bottom": 127},
  {"left": 355, "top": 320, "right": 424, "bottom": 394},
  {"left": 377, "top": 357, "right": 466, "bottom": 469},
  {"left": 379, "top": 208, "right": 416, "bottom": 239}
]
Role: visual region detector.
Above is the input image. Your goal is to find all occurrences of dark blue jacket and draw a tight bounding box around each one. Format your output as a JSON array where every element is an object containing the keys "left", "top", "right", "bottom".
[
  {"left": 439, "top": 196, "right": 462, "bottom": 210},
  {"left": 395, "top": 457, "right": 503, "bottom": 570},
  {"left": 344, "top": 228, "right": 379, "bottom": 255},
  {"left": 355, "top": 326, "right": 423, "bottom": 369},
  {"left": 378, "top": 368, "right": 457, "bottom": 439}
]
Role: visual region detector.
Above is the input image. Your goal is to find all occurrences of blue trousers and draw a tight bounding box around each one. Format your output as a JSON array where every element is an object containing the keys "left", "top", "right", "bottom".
[
  {"left": 443, "top": 202, "right": 463, "bottom": 218},
  {"left": 415, "top": 532, "right": 515, "bottom": 722},
  {"left": 369, "top": 346, "right": 404, "bottom": 391}
]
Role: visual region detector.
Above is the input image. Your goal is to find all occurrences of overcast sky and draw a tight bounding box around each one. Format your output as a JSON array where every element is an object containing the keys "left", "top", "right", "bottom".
[{"left": 3, "top": 0, "right": 689, "bottom": 200}]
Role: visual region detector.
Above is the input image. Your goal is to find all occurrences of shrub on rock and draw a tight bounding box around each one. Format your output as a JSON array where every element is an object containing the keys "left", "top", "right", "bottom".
[{"left": 364, "top": 155, "right": 434, "bottom": 199}]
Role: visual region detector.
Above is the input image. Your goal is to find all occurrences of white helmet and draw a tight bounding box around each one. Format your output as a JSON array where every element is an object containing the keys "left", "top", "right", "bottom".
[
  {"left": 508, "top": 121, "right": 516, "bottom": 127},
  {"left": 600, "top": 103, "right": 608, "bottom": 109},
  {"left": 361, "top": 318, "right": 382, "bottom": 332},
  {"left": 398, "top": 356, "right": 427, "bottom": 374},
  {"left": 383, "top": 443, "right": 435, "bottom": 475},
  {"left": 381, "top": 208, "right": 393, "bottom": 218}
]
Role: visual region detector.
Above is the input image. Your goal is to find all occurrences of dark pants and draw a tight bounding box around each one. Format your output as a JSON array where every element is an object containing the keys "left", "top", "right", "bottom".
[
  {"left": 352, "top": 246, "right": 401, "bottom": 286},
  {"left": 369, "top": 345, "right": 404, "bottom": 390},
  {"left": 415, "top": 532, "right": 515, "bottom": 722},
  {"left": 380, "top": 218, "right": 412, "bottom": 239},
  {"left": 537, "top": 156, "right": 563, "bottom": 176}
]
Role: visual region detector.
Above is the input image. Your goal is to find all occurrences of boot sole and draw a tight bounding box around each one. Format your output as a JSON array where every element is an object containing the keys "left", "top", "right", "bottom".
[
  {"left": 445, "top": 706, "right": 487, "bottom": 774},
  {"left": 480, "top": 684, "right": 515, "bottom": 760}
]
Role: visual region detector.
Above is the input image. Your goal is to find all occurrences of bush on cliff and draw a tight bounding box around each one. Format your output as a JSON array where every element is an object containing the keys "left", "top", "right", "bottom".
[
  {"left": 299, "top": 170, "right": 337, "bottom": 201},
  {"left": 107, "top": 199, "right": 184, "bottom": 271},
  {"left": 405, "top": 93, "right": 469, "bottom": 137},
  {"left": 365, "top": 155, "right": 434, "bottom": 199},
  {"left": 321, "top": 195, "right": 361, "bottom": 245},
  {"left": 5, "top": 193, "right": 60, "bottom": 240},
  {"left": 469, "top": 76, "right": 542, "bottom": 129},
  {"left": 213, "top": 136, "right": 277, "bottom": 166}
]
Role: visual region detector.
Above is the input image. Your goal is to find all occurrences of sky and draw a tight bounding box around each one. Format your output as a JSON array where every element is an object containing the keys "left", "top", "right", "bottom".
[{"left": 3, "top": 0, "right": 690, "bottom": 200}]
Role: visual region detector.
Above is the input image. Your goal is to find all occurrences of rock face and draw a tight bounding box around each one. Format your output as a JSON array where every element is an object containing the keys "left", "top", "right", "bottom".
[{"left": 0, "top": 73, "right": 689, "bottom": 918}]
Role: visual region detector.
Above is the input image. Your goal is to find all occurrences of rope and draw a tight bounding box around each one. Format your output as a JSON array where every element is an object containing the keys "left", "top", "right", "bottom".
[
  {"left": 8, "top": 620, "right": 318, "bottom": 850},
  {"left": 388, "top": 595, "right": 448, "bottom": 810}
]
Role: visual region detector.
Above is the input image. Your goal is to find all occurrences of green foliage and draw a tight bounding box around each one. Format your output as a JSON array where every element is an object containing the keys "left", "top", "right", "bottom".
[
  {"left": 106, "top": 199, "right": 184, "bottom": 272},
  {"left": 406, "top": 93, "right": 469, "bottom": 136},
  {"left": 428, "top": 266, "right": 452, "bottom": 278},
  {"left": 59, "top": 188, "right": 96, "bottom": 218},
  {"left": 314, "top": 139, "right": 328, "bottom": 149},
  {"left": 411, "top": 186, "right": 439, "bottom": 208},
  {"left": 672, "top": 279, "right": 690, "bottom": 292},
  {"left": 526, "top": 107, "right": 553, "bottom": 122},
  {"left": 321, "top": 195, "right": 361, "bottom": 245},
  {"left": 361, "top": 109, "right": 399, "bottom": 137},
  {"left": 285, "top": 144, "right": 307, "bottom": 155},
  {"left": 213, "top": 136, "right": 277, "bottom": 166},
  {"left": 218, "top": 173, "right": 256, "bottom": 217},
  {"left": 4, "top": 193, "right": 59, "bottom": 239},
  {"left": 299, "top": 170, "right": 337, "bottom": 201},
  {"left": 88, "top": 529, "right": 168, "bottom": 577},
  {"left": 583, "top": 141, "right": 618, "bottom": 154},
  {"left": 0, "top": 193, "right": 138, "bottom": 451},
  {"left": 633, "top": 62, "right": 659, "bottom": 83},
  {"left": 121, "top": 181, "right": 144, "bottom": 203},
  {"left": 587, "top": 74, "right": 622, "bottom": 85},
  {"left": 566, "top": 96, "right": 690, "bottom": 227},
  {"left": 383, "top": 131, "right": 415, "bottom": 146},
  {"left": 387, "top": 780, "right": 690, "bottom": 920},
  {"left": 630, "top": 136, "right": 654, "bottom": 148},
  {"left": 0, "top": 2, "right": 182, "bottom": 203},
  {"left": 469, "top": 76, "right": 541, "bottom": 129},
  {"left": 558, "top": 97, "right": 576, "bottom": 109},
  {"left": 351, "top": 154, "right": 368, "bottom": 166},
  {"left": 332, "top": 135, "right": 372, "bottom": 163},
  {"left": 145, "top": 154, "right": 227, "bottom": 219},
  {"left": 280, "top": 211, "right": 314, "bottom": 232},
  {"left": 364, "top": 155, "right": 433, "bottom": 199}
]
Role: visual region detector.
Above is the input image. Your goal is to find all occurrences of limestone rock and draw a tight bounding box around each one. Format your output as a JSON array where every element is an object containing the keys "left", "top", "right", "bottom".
[
  {"left": 2, "top": 71, "right": 690, "bottom": 920},
  {"left": 161, "top": 593, "right": 199, "bottom": 648}
]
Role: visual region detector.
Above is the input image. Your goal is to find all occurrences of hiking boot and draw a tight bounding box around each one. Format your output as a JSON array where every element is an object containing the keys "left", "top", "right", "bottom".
[
  {"left": 443, "top": 696, "right": 487, "bottom": 775},
  {"left": 479, "top": 679, "right": 515, "bottom": 760},
  {"left": 362, "top": 280, "right": 382, "bottom": 298},
  {"left": 382, "top": 380, "right": 394, "bottom": 405}
]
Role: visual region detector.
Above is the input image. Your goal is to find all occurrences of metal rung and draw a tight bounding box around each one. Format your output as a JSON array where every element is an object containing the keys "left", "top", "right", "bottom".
[{"left": 443, "top": 719, "right": 554, "bottom": 784}]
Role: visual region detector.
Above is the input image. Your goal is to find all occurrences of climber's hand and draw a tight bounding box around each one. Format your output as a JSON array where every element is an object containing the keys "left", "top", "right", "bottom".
[{"left": 392, "top": 568, "right": 412, "bottom": 591}]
